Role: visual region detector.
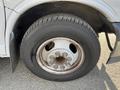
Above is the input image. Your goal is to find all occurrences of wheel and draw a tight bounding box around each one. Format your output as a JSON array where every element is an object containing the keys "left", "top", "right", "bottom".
[{"left": 20, "top": 14, "right": 100, "bottom": 81}]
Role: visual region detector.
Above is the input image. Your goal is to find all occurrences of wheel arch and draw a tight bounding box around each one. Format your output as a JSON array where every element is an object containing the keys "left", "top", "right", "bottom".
[{"left": 6, "top": 1, "right": 117, "bottom": 70}]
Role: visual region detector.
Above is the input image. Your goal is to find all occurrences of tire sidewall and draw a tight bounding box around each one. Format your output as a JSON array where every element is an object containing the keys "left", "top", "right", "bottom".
[{"left": 21, "top": 17, "right": 100, "bottom": 81}]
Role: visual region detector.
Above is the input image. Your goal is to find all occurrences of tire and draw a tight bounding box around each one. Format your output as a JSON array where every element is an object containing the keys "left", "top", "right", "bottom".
[{"left": 20, "top": 14, "right": 100, "bottom": 81}]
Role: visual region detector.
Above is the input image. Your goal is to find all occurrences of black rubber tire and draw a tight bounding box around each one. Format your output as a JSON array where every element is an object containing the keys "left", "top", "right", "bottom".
[{"left": 20, "top": 14, "right": 100, "bottom": 81}]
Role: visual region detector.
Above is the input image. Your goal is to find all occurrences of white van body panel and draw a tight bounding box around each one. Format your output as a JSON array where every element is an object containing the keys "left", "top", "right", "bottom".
[
  {"left": 0, "top": 0, "right": 120, "bottom": 57},
  {"left": 0, "top": 0, "right": 6, "bottom": 57},
  {"left": 103, "top": 0, "right": 120, "bottom": 21},
  {"left": 4, "top": 0, "right": 120, "bottom": 22}
]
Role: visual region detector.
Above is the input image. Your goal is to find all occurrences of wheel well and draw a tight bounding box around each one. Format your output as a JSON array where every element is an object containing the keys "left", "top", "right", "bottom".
[{"left": 13, "top": 1, "right": 114, "bottom": 56}]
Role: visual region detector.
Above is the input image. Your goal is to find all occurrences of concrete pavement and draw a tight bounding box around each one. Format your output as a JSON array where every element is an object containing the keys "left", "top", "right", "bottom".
[{"left": 0, "top": 33, "right": 120, "bottom": 90}]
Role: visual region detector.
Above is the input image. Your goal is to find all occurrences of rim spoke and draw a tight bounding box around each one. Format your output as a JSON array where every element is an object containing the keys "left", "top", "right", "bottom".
[{"left": 53, "top": 39, "right": 71, "bottom": 52}]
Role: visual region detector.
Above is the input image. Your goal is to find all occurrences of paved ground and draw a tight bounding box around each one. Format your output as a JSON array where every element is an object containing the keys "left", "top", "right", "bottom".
[{"left": 0, "top": 33, "right": 120, "bottom": 90}]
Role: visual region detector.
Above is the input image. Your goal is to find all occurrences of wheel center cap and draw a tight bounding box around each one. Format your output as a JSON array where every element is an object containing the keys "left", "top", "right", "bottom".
[{"left": 46, "top": 49, "right": 74, "bottom": 71}]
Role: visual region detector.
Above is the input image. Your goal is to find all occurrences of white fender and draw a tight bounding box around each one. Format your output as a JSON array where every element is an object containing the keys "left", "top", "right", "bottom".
[{"left": 5, "top": 0, "right": 120, "bottom": 56}]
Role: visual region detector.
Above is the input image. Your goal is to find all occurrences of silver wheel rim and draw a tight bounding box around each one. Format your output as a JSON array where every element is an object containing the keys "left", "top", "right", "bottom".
[{"left": 36, "top": 37, "right": 85, "bottom": 75}]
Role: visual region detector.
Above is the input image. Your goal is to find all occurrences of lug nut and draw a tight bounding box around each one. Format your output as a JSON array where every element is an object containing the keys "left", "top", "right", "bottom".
[
  {"left": 49, "top": 55, "right": 54, "bottom": 60},
  {"left": 66, "top": 62, "right": 71, "bottom": 67},
  {"left": 60, "top": 65, "right": 65, "bottom": 70},
  {"left": 55, "top": 52, "right": 60, "bottom": 57},
  {"left": 53, "top": 65, "right": 58, "bottom": 69},
  {"left": 48, "top": 59, "right": 55, "bottom": 66},
  {"left": 62, "top": 52, "right": 68, "bottom": 58},
  {"left": 67, "top": 57, "right": 72, "bottom": 61}
]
